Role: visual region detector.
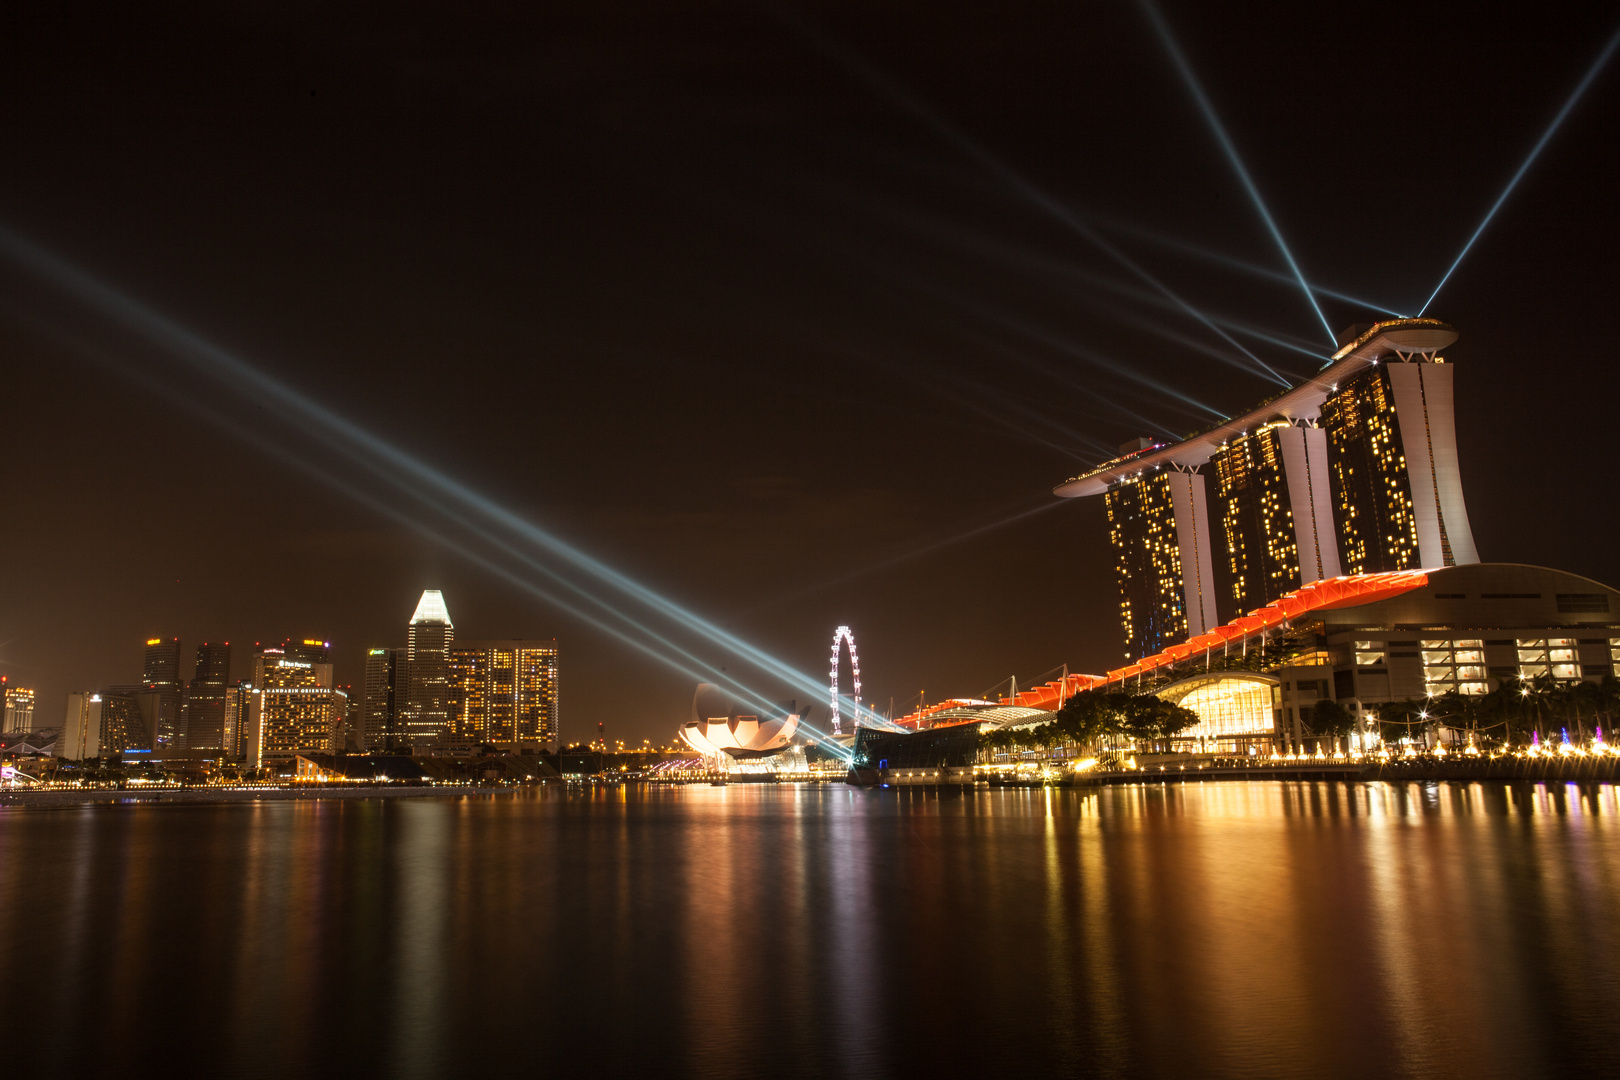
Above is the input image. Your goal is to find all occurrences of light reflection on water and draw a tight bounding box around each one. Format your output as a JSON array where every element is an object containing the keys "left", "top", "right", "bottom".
[{"left": 1, "top": 782, "right": 1618, "bottom": 1078}]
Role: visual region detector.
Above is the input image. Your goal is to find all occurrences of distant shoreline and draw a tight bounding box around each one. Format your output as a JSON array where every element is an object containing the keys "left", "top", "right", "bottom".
[{"left": 0, "top": 784, "right": 536, "bottom": 811}]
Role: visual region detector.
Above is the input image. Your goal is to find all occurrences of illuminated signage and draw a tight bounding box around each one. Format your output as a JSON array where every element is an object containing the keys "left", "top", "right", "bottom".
[{"left": 146, "top": 638, "right": 162, "bottom": 646}]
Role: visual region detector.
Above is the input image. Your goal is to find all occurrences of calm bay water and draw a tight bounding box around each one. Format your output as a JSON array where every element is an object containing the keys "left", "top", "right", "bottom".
[{"left": 2, "top": 782, "right": 1618, "bottom": 1078}]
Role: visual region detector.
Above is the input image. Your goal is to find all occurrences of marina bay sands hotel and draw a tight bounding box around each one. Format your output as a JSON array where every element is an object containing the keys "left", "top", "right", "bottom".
[{"left": 1057, "top": 318, "right": 1477, "bottom": 658}]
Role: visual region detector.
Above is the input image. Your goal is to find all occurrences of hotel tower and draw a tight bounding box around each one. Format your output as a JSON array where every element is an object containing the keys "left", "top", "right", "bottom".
[{"left": 1059, "top": 319, "right": 1478, "bottom": 657}]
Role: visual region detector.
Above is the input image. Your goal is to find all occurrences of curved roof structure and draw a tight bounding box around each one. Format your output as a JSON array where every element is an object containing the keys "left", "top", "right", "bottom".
[
  {"left": 676, "top": 683, "right": 801, "bottom": 756},
  {"left": 1053, "top": 318, "right": 1458, "bottom": 498},
  {"left": 895, "top": 703, "right": 1056, "bottom": 731},
  {"left": 1002, "top": 569, "right": 1433, "bottom": 711},
  {"left": 999, "top": 562, "right": 1620, "bottom": 713}
]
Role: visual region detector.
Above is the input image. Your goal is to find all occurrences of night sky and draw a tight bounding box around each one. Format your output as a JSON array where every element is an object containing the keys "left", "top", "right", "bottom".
[{"left": 4, "top": 1, "right": 1618, "bottom": 746}]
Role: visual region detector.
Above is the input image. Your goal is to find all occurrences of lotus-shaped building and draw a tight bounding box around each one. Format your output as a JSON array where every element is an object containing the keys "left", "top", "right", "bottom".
[{"left": 677, "top": 684, "right": 800, "bottom": 759}]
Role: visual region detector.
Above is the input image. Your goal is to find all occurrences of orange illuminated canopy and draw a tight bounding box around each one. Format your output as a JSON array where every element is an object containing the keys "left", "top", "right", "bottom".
[{"left": 1000, "top": 570, "right": 1431, "bottom": 712}]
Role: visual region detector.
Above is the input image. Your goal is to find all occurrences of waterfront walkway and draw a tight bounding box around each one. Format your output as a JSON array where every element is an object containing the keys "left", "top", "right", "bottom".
[{"left": 1067, "top": 755, "right": 1620, "bottom": 786}]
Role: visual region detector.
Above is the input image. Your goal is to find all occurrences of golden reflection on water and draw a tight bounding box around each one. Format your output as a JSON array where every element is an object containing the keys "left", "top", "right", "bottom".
[{"left": 1, "top": 782, "right": 1618, "bottom": 1078}]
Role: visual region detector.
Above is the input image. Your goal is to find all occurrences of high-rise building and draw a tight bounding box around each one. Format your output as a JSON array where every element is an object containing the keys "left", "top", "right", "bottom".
[
  {"left": 448, "top": 645, "right": 489, "bottom": 743},
  {"left": 1103, "top": 465, "right": 1219, "bottom": 660},
  {"left": 1054, "top": 319, "right": 1477, "bottom": 659},
  {"left": 406, "top": 590, "right": 453, "bottom": 751},
  {"left": 250, "top": 639, "right": 335, "bottom": 685},
  {"left": 447, "top": 640, "right": 561, "bottom": 750},
  {"left": 245, "top": 643, "right": 346, "bottom": 766},
  {"left": 59, "top": 692, "right": 104, "bottom": 760},
  {"left": 99, "top": 693, "right": 150, "bottom": 753},
  {"left": 223, "top": 680, "right": 252, "bottom": 760},
  {"left": 1209, "top": 419, "right": 1339, "bottom": 617},
  {"left": 2, "top": 679, "right": 35, "bottom": 732},
  {"left": 361, "top": 647, "right": 409, "bottom": 752},
  {"left": 340, "top": 686, "right": 362, "bottom": 751},
  {"left": 1319, "top": 345, "right": 1478, "bottom": 574},
  {"left": 182, "top": 642, "right": 232, "bottom": 751},
  {"left": 141, "top": 637, "right": 185, "bottom": 749}
]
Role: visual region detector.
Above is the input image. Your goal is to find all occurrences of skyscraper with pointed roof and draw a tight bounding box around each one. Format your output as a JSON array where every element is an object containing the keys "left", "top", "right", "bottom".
[{"left": 406, "top": 589, "right": 453, "bottom": 750}]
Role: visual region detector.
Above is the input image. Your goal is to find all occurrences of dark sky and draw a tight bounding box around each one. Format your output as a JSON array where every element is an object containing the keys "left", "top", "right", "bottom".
[{"left": 4, "top": 1, "right": 1618, "bottom": 745}]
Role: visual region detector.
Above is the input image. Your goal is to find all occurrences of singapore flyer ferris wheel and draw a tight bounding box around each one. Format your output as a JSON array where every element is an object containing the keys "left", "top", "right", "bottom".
[{"left": 829, "top": 625, "right": 861, "bottom": 736}]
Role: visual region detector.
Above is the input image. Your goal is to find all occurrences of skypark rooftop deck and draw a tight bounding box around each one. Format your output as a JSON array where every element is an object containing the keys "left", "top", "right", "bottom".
[{"left": 1052, "top": 318, "right": 1457, "bottom": 498}]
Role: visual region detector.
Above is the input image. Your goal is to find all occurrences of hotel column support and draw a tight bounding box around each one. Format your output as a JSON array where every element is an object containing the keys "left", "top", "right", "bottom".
[
  {"left": 1385, "top": 360, "right": 1479, "bottom": 568},
  {"left": 1167, "top": 469, "right": 1219, "bottom": 637},
  {"left": 1276, "top": 423, "right": 1342, "bottom": 585}
]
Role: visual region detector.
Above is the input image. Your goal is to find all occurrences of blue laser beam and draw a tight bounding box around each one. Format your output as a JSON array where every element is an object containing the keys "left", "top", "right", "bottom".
[
  {"left": 961, "top": 331, "right": 1191, "bottom": 439},
  {"left": 1090, "top": 215, "right": 1409, "bottom": 318},
  {"left": 848, "top": 198, "right": 1323, "bottom": 379},
  {"left": 967, "top": 305, "right": 1230, "bottom": 421},
  {"left": 1137, "top": 0, "right": 1334, "bottom": 344},
  {"left": 1418, "top": 24, "right": 1620, "bottom": 315},
  {"left": 773, "top": 8, "right": 1291, "bottom": 389}
]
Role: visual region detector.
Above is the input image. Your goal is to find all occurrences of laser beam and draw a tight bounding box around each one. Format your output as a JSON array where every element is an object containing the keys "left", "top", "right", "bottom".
[
  {"left": 773, "top": 9, "right": 1291, "bottom": 388},
  {"left": 1090, "top": 215, "right": 1409, "bottom": 317},
  {"left": 1137, "top": 0, "right": 1334, "bottom": 344},
  {"left": 1418, "top": 24, "right": 1620, "bottom": 315}
]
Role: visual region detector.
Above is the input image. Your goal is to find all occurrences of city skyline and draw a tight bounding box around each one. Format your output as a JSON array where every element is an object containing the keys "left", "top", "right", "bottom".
[
  {"left": 2, "top": 3, "right": 1617, "bottom": 746},
  {"left": 5, "top": 7, "right": 1620, "bottom": 1076}
]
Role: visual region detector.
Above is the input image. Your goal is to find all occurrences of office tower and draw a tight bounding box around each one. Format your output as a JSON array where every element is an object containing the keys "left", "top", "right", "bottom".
[
  {"left": 141, "top": 637, "right": 184, "bottom": 748},
  {"left": 99, "top": 693, "right": 150, "bottom": 753},
  {"left": 1319, "top": 351, "right": 1478, "bottom": 574},
  {"left": 245, "top": 645, "right": 345, "bottom": 766},
  {"left": 1103, "top": 466, "right": 1219, "bottom": 660},
  {"left": 498, "top": 640, "right": 559, "bottom": 749},
  {"left": 182, "top": 642, "right": 233, "bottom": 752},
  {"left": 361, "top": 647, "right": 410, "bottom": 752},
  {"left": 406, "top": 590, "right": 452, "bottom": 751},
  {"left": 444, "top": 641, "right": 561, "bottom": 750},
  {"left": 341, "top": 687, "right": 361, "bottom": 751},
  {"left": 223, "top": 680, "right": 251, "bottom": 760},
  {"left": 1210, "top": 420, "right": 1340, "bottom": 616},
  {"left": 448, "top": 646, "right": 489, "bottom": 743},
  {"left": 59, "top": 692, "right": 104, "bottom": 760},
  {"left": 2, "top": 679, "right": 35, "bottom": 732}
]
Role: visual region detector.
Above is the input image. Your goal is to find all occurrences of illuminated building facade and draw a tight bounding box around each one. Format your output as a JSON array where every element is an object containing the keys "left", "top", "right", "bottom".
[
  {"left": 448, "top": 646, "right": 489, "bottom": 742},
  {"left": 1319, "top": 346, "right": 1477, "bottom": 574},
  {"left": 1057, "top": 319, "right": 1476, "bottom": 652},
  {"left": 182, "top": 641, "right": 232, "bottom": 751},
  {"left": 2, "top": 680, "right": 34, "bottom": 732},
  {"left": 448, "top": 640, "right": 560, "bottom": 749},
  {"left": 1006, "top": 564, "right": 1620, "bottom": 754},
  {"left": 406, "top": 590, "right": 452, "bottom": 750},
  {"left": 1210, "top": 419, "right": 1339, "bottom": 616},
  {"left": 1104, "top": 465, "right": 1218, "bottom": 659},
  {"left": 246, "top": 647, "right": 346, "bottom": 766}
]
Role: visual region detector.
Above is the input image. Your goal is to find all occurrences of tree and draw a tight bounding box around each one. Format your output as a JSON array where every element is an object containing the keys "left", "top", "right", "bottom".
[
  {"left": 1120, "top": 696, "right": 1199, "bottom": 754},
  {"left": 1308, "top": 698, "right": 1355, "bottom": 753}
]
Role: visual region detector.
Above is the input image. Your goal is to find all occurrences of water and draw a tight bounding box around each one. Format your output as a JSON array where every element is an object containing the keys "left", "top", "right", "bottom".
[{"left": 2, "top": 782, "right": 1618, "bottom": 1078}]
